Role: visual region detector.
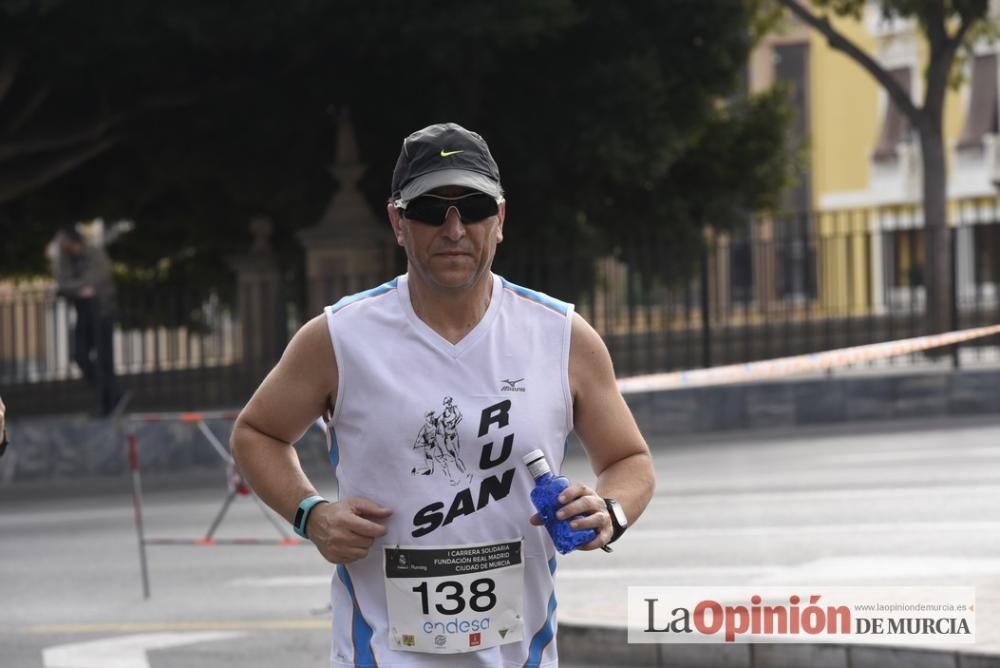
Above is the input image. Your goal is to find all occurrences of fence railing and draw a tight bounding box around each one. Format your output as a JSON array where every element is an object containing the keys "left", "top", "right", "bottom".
[{"left": 2, "top": 208, "right": 999, "bottom": 416}]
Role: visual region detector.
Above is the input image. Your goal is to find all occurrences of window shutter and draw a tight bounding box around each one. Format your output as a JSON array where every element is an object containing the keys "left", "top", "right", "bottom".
[
  {"left": 957, "top": 54, "right": 998, "bottom": 151},
  {"left": 872, "top": 68, "right": 912, "bottom": 162}
]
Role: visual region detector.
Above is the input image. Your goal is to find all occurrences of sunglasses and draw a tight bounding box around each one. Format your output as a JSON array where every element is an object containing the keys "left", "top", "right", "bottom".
[{"left": 397, "top": 192, "right": 500, "bottom": 226}]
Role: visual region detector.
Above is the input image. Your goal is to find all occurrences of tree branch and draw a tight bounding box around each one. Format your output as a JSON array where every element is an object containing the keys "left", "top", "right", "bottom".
[
  {"left": 923, "top": 3, "right": 980, "bottom": 119},
  {"left": 0, "top": 114, "right": 122, "bottom": 161},
  {"left": 922, "top": 0, "right": 948, "bottom": 53},
  {"left": 776, "top": 0, "right": 923, "bottom": 124},
  {"left": 949, "top": 9, "right": 978, "bottom": 51},
  {"left": 0, "top": 137, "right": 119, "bottom": 204}
]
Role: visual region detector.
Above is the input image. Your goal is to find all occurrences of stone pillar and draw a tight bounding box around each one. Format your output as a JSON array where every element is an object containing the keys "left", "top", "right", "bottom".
[
  {"left": 229, "top": 216, "right": 285, "bottom": 381},
  {"left": 298, "top": 107, "right": 396, "bottom": 317}
]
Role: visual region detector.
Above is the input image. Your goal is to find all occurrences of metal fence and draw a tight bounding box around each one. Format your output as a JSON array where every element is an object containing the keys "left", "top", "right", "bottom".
[{"left": 2, "top": 207, "right": 999, "bottom": 416}]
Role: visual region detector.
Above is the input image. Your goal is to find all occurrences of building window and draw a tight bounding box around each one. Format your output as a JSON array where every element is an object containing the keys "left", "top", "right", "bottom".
[
  {"left": 957, "top": 53, "right": 998, "bottom": 152},
  {"left": 974, "top": 224, "right": 999, "bottom": 286},
  {"left": 775, "top": 216, "right": 816, "bottom": 300},
  {"left": 729, "top": 222, "right": 754, "bottom": 304},
  {"left": 872, "top": 67, "right": 913, "bottom": 162},
  {"left": 773, "top": 42, "right": 812, "bottom": 213},
  {"left": 891, "top": 228, "right": 925, "bottom": 288}
]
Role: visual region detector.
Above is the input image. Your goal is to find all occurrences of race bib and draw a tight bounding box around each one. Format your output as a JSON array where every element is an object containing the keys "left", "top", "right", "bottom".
[{"left": 383, "top": 539, "right": 525, "bottom": 654}]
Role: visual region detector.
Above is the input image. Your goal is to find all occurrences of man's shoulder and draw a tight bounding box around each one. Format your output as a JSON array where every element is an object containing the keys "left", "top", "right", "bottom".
[
  {"left": 498, "top": 276, "right": 572, "bottom": 318},
  {"left": 325, "top": 277, "right": 401, "bottom": 318}
]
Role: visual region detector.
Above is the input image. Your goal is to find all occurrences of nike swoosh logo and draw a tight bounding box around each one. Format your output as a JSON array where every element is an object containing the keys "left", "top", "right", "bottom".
[{"left": 440, "top": 150, "right": 464, "bottom": 157}]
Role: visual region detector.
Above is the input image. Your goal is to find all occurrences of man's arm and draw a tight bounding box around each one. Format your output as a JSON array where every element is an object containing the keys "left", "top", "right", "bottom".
[
  {"left": 231, "top": 314, "right": 391, "bottom": 563},
  {"left": 539, "top": 312, "right": 656, "bottom": 551}
]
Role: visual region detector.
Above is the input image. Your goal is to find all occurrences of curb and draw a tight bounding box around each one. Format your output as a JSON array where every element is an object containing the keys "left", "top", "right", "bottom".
[{"left": 557, "top": 623, "right": 1000, "bottom": 667}]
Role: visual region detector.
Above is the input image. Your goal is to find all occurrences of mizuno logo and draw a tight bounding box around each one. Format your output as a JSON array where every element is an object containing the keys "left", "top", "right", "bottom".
[
  {"left": 440, "top": 149, "right": 464, "bottom": 157},
  {"left": 501, "top": 378, "right": 525, "bottom": 392}
]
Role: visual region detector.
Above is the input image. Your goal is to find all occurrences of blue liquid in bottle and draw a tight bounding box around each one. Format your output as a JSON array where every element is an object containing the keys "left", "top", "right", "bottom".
[{"left": 523, "top": 449, "right": 596, "bottom": 554}]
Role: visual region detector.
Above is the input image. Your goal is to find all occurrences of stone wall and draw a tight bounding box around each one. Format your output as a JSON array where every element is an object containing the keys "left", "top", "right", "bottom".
[
  {"left": 625, "top": 368, "right": 1000, "bottom": 438},
  {"left": 2, "top": 368, "right": 997, "bottom": 487}
]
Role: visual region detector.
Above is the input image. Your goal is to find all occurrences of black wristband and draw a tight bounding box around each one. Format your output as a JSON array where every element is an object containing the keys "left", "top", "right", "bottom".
[{"left": 604, "top": 498, "right": 628, "bottom": 544}]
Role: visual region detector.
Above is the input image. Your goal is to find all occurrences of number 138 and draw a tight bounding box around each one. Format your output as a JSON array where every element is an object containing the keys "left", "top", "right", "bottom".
[{"left": 412, "top": 578, "right": 497, "bottom": 615}]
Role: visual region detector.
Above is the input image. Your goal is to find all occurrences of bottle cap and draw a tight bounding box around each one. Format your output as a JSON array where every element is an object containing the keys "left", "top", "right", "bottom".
[
  {"left": 522, "top": 449, "right": 545, "bottom": 465},
  {"left": 523, "top": 449, "right": 551, "bottom": 478}
]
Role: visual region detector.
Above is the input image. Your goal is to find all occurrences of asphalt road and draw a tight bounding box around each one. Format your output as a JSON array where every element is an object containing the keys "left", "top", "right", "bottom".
[{"left": 1, "top": 415, "right": 999, "bottom": 667}]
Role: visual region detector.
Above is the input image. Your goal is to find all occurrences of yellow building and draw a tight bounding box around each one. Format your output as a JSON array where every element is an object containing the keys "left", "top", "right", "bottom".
[{"left": 747, "top": 3, "right": 1000, "bottom": 318}]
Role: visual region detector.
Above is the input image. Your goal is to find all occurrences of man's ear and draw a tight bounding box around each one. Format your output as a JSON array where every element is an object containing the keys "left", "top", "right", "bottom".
[
  {"left": 386, "top": 202, "right": 406, "bottom": 246},
  {"left": 496, "top": 200, "right": 506, "bottom": 244}
]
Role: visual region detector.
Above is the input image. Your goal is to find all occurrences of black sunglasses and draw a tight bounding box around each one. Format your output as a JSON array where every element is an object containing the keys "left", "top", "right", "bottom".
[{"left": 397, "top": 192, "right": 500, "bottom": 226}]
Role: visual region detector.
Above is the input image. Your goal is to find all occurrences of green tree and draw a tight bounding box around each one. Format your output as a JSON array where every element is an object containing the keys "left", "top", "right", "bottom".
[
  {"left": 775, "top": 0, "right": 994, "bottom": 334},
  {"left": 2, "top": 1, "right": 796, "bottom": 305}
]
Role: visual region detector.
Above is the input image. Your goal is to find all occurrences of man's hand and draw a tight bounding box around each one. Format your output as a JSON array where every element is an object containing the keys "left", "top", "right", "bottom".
[
  {"left": 306, "top": 497, "right": 393, "bottom": 564},
  {"left": 528, "top": 482, "right": 612, "bottom": 552}
]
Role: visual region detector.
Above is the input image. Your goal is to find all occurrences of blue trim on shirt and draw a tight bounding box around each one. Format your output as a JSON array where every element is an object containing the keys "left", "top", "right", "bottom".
[
  {"left": 328, "top": 277, "right": 399, "bottom": 315},
  {"left": 501, "top": 278, "right": 570, "bottom": 316},
  {"left": 336, "top": 565, "right": 377, "bottom": 667},
  {"left": 329, "top": 425, "right": 340, "bottom": 471},
  {"left": 524, "top": 574, "right": 558, "bottom": 668}
]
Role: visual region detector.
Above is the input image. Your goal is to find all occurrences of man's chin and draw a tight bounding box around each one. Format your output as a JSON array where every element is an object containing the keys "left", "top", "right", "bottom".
[{"left": 425, "top": 264, "right": 484, "bottom": 290}]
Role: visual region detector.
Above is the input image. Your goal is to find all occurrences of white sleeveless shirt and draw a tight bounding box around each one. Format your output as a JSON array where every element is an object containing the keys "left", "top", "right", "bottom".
[{"left": 324, "top": 273, "right": 574, "bottom": 668}]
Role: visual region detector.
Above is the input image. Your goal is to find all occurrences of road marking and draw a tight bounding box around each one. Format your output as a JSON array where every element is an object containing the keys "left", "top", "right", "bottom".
[
  {"left": 555, "top": 557, "right": 1000, "bottom": 584},
  {"left": 652, "top": 481, "right": 1000, "bottom": 502},
  {"left": 43, "top": 631, "right": 243, "bottom": 668},
  {"left": 821, "top": 447, "right": 1000, "bottom": 464},
  {"left": 755, "top": 556, "right": 1000, "bottom": 582},
  {"left": 627, "top": 520, "right": 1000, "bottom": 539},
  {"left": 13, "top": 619, "right": 328, "bottom": 634}
]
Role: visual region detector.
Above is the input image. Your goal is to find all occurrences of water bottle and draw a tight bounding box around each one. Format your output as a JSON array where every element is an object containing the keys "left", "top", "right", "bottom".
[{"left": 523, "top": 449, "right": 596, "bottom": 554}]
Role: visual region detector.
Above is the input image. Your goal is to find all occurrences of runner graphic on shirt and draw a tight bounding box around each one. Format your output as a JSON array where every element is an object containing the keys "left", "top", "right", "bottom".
[{"left": 411, "top": 397, "right": 471, "bottom": 485}]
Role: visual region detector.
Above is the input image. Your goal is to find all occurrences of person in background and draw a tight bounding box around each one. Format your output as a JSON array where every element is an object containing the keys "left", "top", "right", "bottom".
[
  {"left": 0, "top": 396, "right": 8, "bottom": 457},
  {"left": 55, "top": 226, "right": 124, "bottom": 417}
]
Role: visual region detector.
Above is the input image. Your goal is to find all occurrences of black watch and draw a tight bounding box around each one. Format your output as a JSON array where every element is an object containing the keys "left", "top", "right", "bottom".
[{"left": 604, "top": 498, "right": 628, "bottom": 544}]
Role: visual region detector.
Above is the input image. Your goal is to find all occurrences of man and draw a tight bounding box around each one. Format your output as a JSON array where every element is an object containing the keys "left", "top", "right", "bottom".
[
  {"left": 231, "top": 123, "right": 655, "bottom": 667},
  {"left": 55, "top": 226, "right": 123, "bottom": 416}
]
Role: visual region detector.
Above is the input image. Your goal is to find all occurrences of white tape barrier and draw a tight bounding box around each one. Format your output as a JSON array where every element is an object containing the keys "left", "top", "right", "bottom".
[{"left": 616, "top": 324, "right": 1000, "bottom": 395}]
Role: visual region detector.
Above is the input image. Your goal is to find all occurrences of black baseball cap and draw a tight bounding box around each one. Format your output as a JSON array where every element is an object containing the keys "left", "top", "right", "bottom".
[{"left": 391, "top": 123, "right": 503, "bottom": 203}]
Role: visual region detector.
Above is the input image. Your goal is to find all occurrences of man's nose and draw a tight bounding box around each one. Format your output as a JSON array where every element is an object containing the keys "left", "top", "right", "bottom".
[{"left": 441, "top": 207, "right": 466, "bottom": 239}]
